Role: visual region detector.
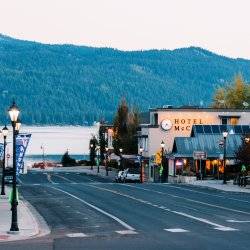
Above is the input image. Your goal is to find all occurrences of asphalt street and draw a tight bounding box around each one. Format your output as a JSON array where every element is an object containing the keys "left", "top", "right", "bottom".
[{"left": 1, "top": 171, "right": 250, "bottom": 250}]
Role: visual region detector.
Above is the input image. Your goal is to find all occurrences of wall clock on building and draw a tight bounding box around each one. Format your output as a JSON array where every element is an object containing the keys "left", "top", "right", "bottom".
[{"left": 161, "top": 119, "right": 172, "bottom": 131}]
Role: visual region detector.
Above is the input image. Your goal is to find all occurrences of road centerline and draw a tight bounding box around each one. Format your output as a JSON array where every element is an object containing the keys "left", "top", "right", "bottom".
[
  {"left": 84, "top": 183, "right": 237, "bottom": 231},
  {"left": 122, "top": 184, "right": 250, "bottom": 216}
]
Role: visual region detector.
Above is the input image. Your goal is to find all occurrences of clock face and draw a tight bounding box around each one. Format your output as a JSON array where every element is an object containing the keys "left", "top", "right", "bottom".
[{"left": 161, "top": 119, "right": 172, "bottom": 131}]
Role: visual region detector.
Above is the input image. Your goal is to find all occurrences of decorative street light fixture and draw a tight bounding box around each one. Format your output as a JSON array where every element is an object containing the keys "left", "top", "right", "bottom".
[
  {"left": 139, "top": 146, "right": 144, "bottom": 183},
  {"left": 1, "top": 125, "right": 9, "bottom": 196},
  {"left": 160, "top": 140, "right": 165, "bottom": 182},
  {"left": 105, "top": 147, "right": 109, "bottom": 176},
  {"left": 222, "top": 131, "right": 228, "bottom": 184},
  {"left": 15, "top": 118, "right": 21, "bottom": 133},
  {"left": 96, "top": 145, "right": 100, "bottom": 173},
  {"left": 8, "top": 101, "right": 20, "bottom": 232}
]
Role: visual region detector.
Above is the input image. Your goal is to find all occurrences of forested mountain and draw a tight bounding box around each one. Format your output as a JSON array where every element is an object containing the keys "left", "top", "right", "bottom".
[{"left": 0, "top": 34, "right": 250, "bottom": 125}]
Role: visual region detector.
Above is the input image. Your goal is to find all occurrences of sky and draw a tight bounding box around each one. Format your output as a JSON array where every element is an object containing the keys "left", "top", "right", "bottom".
[{"left": 1, "top": 0, "right": 250, "bottom": 59}]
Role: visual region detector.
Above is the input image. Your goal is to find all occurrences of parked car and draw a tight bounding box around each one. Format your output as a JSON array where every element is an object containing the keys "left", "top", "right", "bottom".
[
  {"left": 4, "top": 167, "right": 14, "bottom": 184},
  {"left": 115, "top": 170, "right": 125, "bottom": 182},
  {"left": 116, "top": 168, "right": 140, "bottom": 183}
]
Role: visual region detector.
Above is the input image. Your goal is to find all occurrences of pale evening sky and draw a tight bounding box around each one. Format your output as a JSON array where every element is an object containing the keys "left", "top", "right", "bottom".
[{"left": 0, "top": 0, "right": 250, "bottom": 59}]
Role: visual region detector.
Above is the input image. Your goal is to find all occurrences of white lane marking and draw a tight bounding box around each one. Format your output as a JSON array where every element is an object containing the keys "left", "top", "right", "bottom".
[
  {"left": 160, "top": 184, "right": 250, "bottom": 205},
  {"left": 123, "top": 184, "right": 250, "bottom": 216},
  {"left": 33, "top": 184, "right": 41, "bottom": 186},
  {"left": 227, "top": 220, "right": 250, "bottom": 223},
  {"left": 86, "top": 184, "right": 237, "bottom": 231},
  {"left": 53, "top": 174, "right": 75, "bottom": 184},
  {"left": 172, "top": 211, "right": 230, "bottom": 228},
  {"left": 164, "top": 228, "right": 189, "bottom": 233},
  {"left": 46, "top": 173, "right": 55, "bottom": 184},
  {"left": 50, "top": 186, "right": 135, "bottom": 231},
  {"left": 214, "top": 227, "right": 238, "bottom": 231},
  {"left": 116, "top": 230, "right": 138, "bottom": 235},
  {"left": 67, "top": 233, "right": 87, "bottom": 237},
  {"left": 65, "top": 173, "right": 70, "bottom": 175}
]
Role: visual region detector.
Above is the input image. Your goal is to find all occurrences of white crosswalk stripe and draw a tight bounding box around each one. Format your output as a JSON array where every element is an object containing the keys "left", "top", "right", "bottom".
[
  {"left": 164, "top": 228, "right": 189, "bottom": 233},
  {"left": 116, "top": 230, "right": 138, "bottom": 235}
]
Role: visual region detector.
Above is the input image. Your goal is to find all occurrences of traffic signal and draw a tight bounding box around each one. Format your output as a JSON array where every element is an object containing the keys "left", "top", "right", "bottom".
[{"left": 155, "top": 150, "right": 162, "bottom": 165}]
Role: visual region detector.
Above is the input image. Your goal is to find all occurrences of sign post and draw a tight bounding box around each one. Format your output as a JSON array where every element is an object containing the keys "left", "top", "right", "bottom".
[{"left": 193, "top": 151, "right": 207, "bottom": 180}]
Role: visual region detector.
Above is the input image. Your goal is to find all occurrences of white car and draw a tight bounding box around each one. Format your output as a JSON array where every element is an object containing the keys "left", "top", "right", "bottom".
[{"left": 121, "top": 168, "right": 141, "bottom": 183}]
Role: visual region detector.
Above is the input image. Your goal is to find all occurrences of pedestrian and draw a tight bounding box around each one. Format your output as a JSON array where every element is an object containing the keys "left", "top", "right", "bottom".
[{"left": 241, "top": 164, "right": 247, "bottom": 187}]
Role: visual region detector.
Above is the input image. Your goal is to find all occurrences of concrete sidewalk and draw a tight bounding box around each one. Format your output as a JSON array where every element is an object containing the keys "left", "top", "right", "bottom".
[
  {"left": 0, "top": 187, "right": 50, "bottom": 242},
  {"left": 188, "top": 179, "right": 250, "bottom": 193}
]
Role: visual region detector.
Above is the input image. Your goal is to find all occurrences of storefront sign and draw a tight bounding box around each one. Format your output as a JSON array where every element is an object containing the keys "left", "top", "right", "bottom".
[
  {"left": 193, "top": 151, "right": 207, "bottom": 160},
  {"left": 174, "top": 118, "right": 203, "bottom": 131}
]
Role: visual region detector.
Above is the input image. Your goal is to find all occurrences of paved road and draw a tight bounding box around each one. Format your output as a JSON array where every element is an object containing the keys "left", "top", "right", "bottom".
[{"left": 1, "top": 171, "right": 250, "bottom": 250}]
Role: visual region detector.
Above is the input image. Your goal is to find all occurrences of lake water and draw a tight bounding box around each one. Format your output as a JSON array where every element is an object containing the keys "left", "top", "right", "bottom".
[{"left": 3, "top": 125, "right": 99, "bottom": 165}]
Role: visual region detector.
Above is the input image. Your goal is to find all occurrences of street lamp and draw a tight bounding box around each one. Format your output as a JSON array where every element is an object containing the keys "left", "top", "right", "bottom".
[
  {"left": 160, "top": 140, "right": 165, "bottom": 182},
  {"left": 1, "top": 125, "right": 9, "bottom": 195},
  {"left": 96, "top": 145, "right": 100, "bottom": 173},
  {"left": 119, "top": 148, "right": 123, "bottom": 170},
  {"left": 139, "top": 146, "right": 144, "bottom": 183},
  {"left": 222, "top": 131, "right": 228, "bottom": 184},
  {"left": 90, "top": 143, "right": 94, "bottom": 170},
  {"left": 8, "top": 101, "right": 20, "bottom": 232},
  {"left": 105, "top": 147, "right": 109, "bottom": 176}
]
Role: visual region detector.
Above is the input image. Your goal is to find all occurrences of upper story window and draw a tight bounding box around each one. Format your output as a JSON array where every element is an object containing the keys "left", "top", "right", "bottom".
[
  {"left": 219, "top": 116, "right": 240, "bottom": 125},
  {"left": 221, "top": 117, "right": 228, "bottom": 125},
  {"left": 153, "top": 113, "right": 158, "bottom": 125}
]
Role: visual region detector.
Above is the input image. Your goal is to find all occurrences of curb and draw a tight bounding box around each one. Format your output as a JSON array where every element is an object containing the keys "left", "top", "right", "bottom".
[
  {"left": 182, "top": 183, "right": 250, "bottom": 193},
  {"left": 22, "top": 199, "right": 51, "bottom": 239},
  {"left": 0, "top": 195, "right": 50, "bottom": 243}
]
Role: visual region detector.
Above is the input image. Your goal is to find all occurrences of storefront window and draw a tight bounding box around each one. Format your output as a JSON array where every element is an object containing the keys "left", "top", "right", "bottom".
[{"left": 230, "top": 117, "right": 238, "bottom": 125}]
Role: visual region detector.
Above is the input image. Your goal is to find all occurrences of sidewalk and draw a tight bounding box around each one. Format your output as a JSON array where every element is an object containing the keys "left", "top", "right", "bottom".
[
  {"left": 188, "top": 179, "right": 250, "bottom": 193},
  {"left": 0, "top": 188, "right": 50, "bottom": 242},
  {"left": 31, "top": 165, "right": 118, "bottom": 181}
]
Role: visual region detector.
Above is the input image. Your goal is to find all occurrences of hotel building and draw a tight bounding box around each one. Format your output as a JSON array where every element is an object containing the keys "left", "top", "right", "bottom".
[{"left": 138, "top": 106, "right": 250, "bottom": 181}]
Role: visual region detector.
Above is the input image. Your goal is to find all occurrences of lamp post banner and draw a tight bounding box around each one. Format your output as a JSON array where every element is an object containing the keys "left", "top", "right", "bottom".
[
  {"left": 16, "top": 133, "right": 32, "bottom": 175},
  {"left": 0, "top": 143, "right": 3, "bottom": 160}
]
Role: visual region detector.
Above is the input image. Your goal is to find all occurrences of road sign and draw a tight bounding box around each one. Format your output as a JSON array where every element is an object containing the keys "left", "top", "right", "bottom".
[
  {"left": 7, "top": 154, "right": 10, "bottom": 159},
  {"left": 193, "top": 151, "right": 207, "bottom": 160}
]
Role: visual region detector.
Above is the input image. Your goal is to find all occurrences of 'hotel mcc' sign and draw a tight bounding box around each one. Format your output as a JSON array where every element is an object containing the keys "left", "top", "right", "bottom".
[{"left": 161, "top": 118, "right": 203, "bottom": 132}]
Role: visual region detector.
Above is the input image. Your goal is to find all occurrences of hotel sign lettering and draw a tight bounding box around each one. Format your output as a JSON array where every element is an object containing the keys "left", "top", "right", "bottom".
[{"left": 173, "top": 118, "right": 203, "bottom": 131}]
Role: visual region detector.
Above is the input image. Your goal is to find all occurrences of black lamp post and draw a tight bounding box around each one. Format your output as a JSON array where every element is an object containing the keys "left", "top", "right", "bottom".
[
  {"left": 105, "top": 147, "right": 109, "bottom": 176},
  {"left": 160, "top": 140, "right": 165, "bottom": 182},
  {"left": 1, "top": 125, "right": 9, "bottom": 195},
  {"left": 8, "top": 101, "right": 20, "bottom": 232},
  {"left": 119, "top": 148, "right": 123, "bottom": 170},
  {"left": 139, "top": 146, "right": 144, "bottom": 183},
  {"left": 96, "top": 145, "right": 100, "bottom": 173},
  {"left": 90, "top": 144, "right": 94, "bottom": 170},
  {"left": 222, "top": 131, "right": 228, "bottom": 184}
]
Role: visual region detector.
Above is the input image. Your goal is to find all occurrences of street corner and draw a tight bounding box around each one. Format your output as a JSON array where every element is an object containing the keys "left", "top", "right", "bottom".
[{"left": 0, "top": 197, "right": 50, "bottom": 243}]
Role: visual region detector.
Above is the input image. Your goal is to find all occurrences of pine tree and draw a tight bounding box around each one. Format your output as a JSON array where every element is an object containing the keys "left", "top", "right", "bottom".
[
  {"left": 112, "top": 99, "right": 139, "bottom": 154},
  {"left": 99, "top": 121, "right": 107, "bottom": 163},
  {"left": 89, "top": 135, "right": 98, "bottom": 167}
]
